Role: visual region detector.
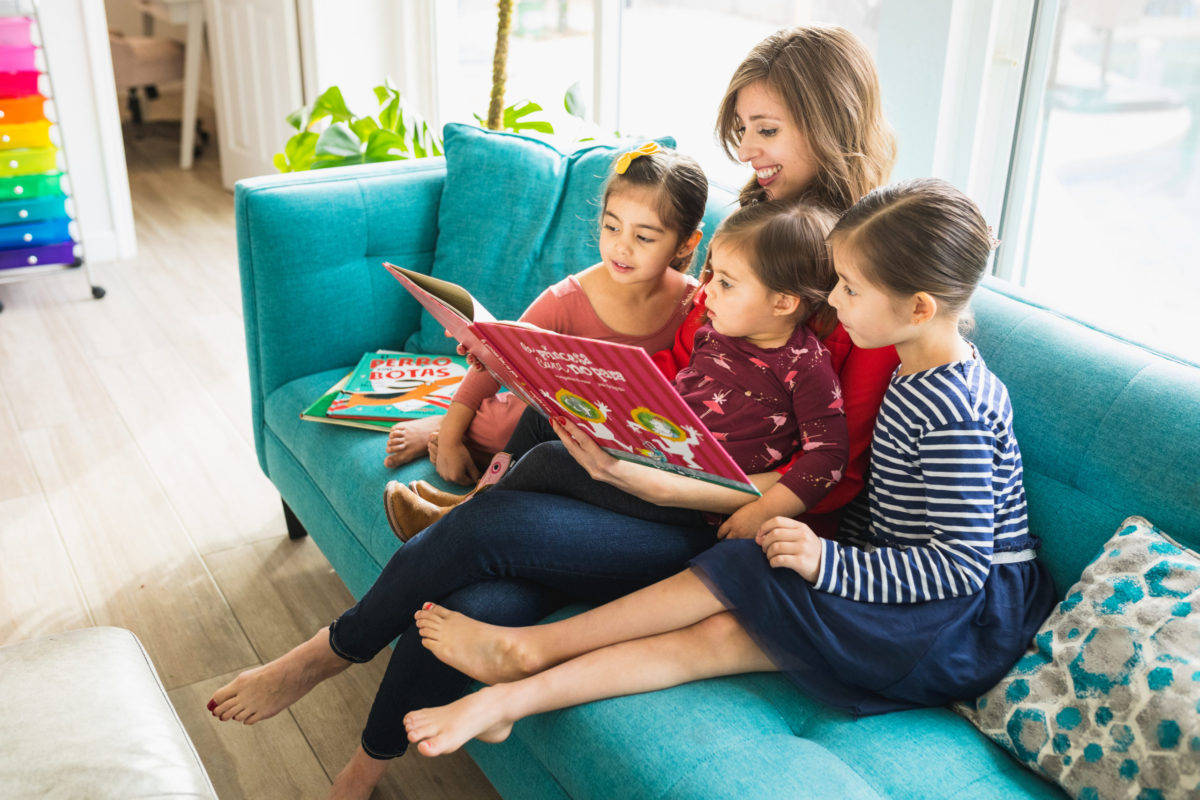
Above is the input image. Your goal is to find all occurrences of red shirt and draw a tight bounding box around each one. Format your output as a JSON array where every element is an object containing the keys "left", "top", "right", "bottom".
[{"left": 653, "top": 291, "right": 898, "bottom": 527}]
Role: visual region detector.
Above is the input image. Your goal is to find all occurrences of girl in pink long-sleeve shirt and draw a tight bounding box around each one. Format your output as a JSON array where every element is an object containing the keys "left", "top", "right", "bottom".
[{"left": 385, "top": 143, "right": 710, "bottom": 485}]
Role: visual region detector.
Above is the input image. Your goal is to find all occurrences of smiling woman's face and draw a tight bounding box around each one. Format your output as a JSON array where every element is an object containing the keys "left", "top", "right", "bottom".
[{"left": 733, "top": 81, "right": 819, "bottom": 202}]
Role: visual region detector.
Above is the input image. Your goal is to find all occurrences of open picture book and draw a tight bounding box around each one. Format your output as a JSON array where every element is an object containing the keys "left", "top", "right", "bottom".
[{"left": 383, "top": 262, "right": 758, "bottom": 495}]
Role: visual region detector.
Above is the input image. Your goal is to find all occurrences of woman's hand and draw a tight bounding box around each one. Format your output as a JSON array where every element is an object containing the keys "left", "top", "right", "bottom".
[
  {"left": 435, "top": 438, "right": 482, "bottom": 485},
  {"left": 550, "top": 416, "right": 621, "bottom": 483},
  {"left": 756, "top": 517, "right": 821, "bottom": 583}
]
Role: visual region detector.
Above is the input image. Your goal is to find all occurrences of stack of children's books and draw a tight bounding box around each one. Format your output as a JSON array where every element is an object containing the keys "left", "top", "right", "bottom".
[{"left": 302, "top": 350, "right": 469, "bottom": 431}]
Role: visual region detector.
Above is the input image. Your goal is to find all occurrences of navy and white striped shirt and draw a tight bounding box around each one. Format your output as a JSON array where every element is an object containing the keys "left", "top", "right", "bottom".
[{"left": 814, "top": 352, "right": 1035, "bottom": 604}]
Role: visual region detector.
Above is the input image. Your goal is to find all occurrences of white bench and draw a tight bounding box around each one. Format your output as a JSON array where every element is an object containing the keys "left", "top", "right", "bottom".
[{"left": 0, "top": 627, "right": 217, "bottom": 799}]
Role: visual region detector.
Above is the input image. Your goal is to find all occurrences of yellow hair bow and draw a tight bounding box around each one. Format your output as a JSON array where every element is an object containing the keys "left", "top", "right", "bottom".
[{"left": 614, "top": 142, "right": 660, "bottom": 175}]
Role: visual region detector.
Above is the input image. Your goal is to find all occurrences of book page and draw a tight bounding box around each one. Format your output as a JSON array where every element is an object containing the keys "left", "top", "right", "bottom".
[{"left": 383, "top": 263, "right": 495, "bottom": 325}]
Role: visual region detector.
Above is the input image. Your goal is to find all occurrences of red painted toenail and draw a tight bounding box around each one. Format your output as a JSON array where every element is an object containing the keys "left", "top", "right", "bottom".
[
  {"left": 207, "top": 699, "right": 216, "bottom": 712},
  {"left": 423, "top": 602, "right": 433, "bottom": 610}
]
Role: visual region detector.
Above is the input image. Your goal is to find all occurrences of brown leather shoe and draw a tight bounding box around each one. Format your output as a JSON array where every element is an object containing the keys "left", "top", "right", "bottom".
[
  {"left": 383, "top": 481, "right": 449, "bottom": 542},
  {"left": 408, "top": 480, "right": 467, "bottom": 508}
]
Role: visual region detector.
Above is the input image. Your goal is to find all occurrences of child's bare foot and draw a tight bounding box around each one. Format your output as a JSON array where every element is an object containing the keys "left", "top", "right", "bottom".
[
  {"left": 384, "top": 417, "right": 441, "bottom": 468},
  {"left": 427, "top": 429, "right": 440, "bottom": 463},
  {"left": 207, "top": 627, "right": 350, "bottom": 724},
  {"left": 404, "top": 687, "right": 515, "bottom": 757},
  {"left": 327, "top": 745, "right": 391, "bottom": 800},
  {"left": 415, "top": 603, "right": 541, "bottom": 684}
]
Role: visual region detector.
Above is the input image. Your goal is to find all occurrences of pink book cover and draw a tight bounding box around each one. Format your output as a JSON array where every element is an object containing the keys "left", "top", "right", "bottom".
[{"left": 384, "top": 262, "right": 758, "bottom": 494}]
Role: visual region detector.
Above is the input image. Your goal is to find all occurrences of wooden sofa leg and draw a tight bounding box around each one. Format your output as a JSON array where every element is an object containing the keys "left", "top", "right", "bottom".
[{"left": 282, "top": 500, "right": 309, "bottom": 540}]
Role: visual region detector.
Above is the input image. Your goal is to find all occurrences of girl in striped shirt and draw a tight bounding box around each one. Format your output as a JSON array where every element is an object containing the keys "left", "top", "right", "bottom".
[{"left": 396, "top": 178, "right": 1058, "bottom": 756}]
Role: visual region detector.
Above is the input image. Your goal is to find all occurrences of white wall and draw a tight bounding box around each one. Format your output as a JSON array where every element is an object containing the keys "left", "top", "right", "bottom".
[{"left": 40, "top": 0, "right": 136, "bottom": 263}]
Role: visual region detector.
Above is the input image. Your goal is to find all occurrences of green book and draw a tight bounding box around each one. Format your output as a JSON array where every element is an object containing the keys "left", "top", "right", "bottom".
[
  {"left": 300, "top": 372, "right": 394, "bottom": 432},
  {"left": 322, "top": 350, "right": 470, "bottom": 423}
]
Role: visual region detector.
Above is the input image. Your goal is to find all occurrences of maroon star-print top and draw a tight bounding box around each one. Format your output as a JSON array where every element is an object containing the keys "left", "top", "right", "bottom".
[{"left": 673, "top": 322, "right": 848, "bottom": 510}]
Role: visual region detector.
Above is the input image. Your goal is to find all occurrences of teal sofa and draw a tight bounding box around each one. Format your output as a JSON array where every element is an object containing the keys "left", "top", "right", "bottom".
[{"left": 236, "top": 155, "right": 1200, "bottom": 799}]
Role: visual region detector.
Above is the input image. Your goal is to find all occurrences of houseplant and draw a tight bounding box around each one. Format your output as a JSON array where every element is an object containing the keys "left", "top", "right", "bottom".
[{"left": 275, "top": 0, "right": 585, "bottom": 173}]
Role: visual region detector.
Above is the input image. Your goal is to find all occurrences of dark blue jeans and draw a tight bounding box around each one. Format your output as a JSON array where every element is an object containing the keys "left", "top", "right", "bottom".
[
  {"left": 499, "top": 441, "right": 707, "bottom": 527},
  {"left": 328, "top": 487, "right": 716, "bottom": 758},
  {"left": 501, "top": 406, "right": 706, "bottom": 526}
]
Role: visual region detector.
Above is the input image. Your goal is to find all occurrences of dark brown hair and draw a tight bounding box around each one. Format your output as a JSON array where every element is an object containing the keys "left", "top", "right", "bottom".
[
  {"left": 602, "top": 146, "right": 708, "bottom": 272},
  {"left": 708, "top": 202, "right": 839, "bottom": 334},
  {"left": 830, "top": 178, "right": 992, "bottom": 318},
  {"left": 716, "top": 25, "right": 896, "bottom": 211}
]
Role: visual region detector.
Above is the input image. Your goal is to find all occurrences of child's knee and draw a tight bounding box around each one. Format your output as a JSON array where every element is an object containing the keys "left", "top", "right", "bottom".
[{"left": 693, "top": 611, "right": 743, "bottom": 641}]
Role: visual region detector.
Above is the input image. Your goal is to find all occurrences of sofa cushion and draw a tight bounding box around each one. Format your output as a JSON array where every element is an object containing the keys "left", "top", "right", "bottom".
[
  {"left": 468, "top": 669, "right": 1061, "bottom": 799},
  {"left": 405, "top": 124, "right": 676, "bottom": 355},
  {"left": 956, "top": 516, "right": 1200, "bottom": 797}
]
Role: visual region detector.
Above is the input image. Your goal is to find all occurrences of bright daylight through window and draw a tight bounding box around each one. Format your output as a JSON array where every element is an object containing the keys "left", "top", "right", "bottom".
[
  {"left": 448, "top": 1, "right": 1197, "bottom": 365},
  {"left": 1005, "top": 0, "right": 1198, "bottom": 365}
]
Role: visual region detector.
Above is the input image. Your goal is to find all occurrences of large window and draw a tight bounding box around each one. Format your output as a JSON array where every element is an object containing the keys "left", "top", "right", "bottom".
[
  {"left": 446, "top": 0, "right": 596, "bottom": 137},
  {"left": 437, "top": 2, "right": 1195, "bottom": 364},
  {"left": 616, "top": 1, "right": 880, "bottom": 192},
  {"left": 1000, "top": 0, "right": 1200, "bottom": 364},
  {"left": 445, "top": 2, "right": 879, "bottom": 191}
]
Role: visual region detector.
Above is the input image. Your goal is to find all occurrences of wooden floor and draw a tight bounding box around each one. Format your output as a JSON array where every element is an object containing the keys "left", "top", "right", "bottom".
[{"left": 0, "top": 126, "right": 500, "bottom": 799}]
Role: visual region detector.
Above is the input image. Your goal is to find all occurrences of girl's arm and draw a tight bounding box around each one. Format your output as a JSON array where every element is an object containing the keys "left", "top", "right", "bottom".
[
  {"left": 434, "top": 402, "right": 483, "bottom": 483},
  {"left": 809, "top": 421, "right": 1001, "bottom": 603},
  {"left": 550, "top": 417, "right": 780, "bottom": 514},
  {"left": 773, "top": 361, "right": 849, "bottom": 513}
]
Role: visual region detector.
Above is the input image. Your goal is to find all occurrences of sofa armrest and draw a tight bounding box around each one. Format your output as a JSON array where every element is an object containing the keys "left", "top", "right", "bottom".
[{"left": 236, "top": 158, "right": 446, "bottom": 475}]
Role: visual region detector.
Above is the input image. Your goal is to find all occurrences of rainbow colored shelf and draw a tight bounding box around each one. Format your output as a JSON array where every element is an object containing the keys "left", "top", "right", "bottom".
[{"left": 0, "top": 8, "right": 100, "bottom": 309}]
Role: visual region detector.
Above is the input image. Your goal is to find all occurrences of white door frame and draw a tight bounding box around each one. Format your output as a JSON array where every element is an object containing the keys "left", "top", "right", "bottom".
[{"left": 49, "top": 0, "right": 137, "bottom": 262}]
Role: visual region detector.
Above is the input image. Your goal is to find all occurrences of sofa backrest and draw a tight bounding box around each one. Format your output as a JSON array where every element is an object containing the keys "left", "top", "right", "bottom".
[{"left": 972, "top": 281, "right": 1200, "bottom": 594}]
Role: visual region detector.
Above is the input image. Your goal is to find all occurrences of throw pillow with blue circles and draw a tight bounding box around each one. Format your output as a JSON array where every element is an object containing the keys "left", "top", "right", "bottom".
[{"left": 956, "top": 515, "right": 1199, "bottom": 798}]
